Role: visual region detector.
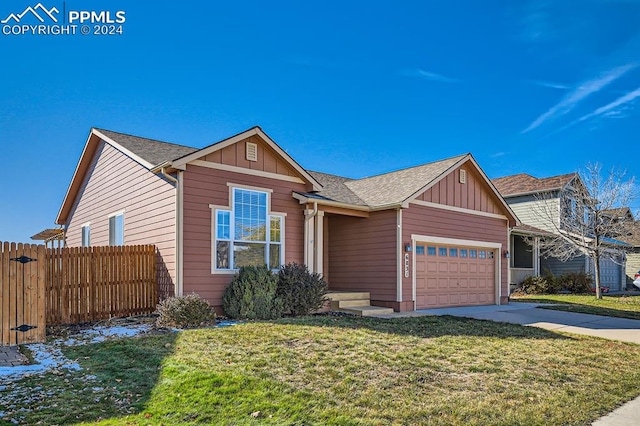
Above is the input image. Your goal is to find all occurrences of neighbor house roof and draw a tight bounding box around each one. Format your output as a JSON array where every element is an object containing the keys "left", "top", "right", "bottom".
[{"left": 492, "top": 173, "right": 577, "bottom": 197}]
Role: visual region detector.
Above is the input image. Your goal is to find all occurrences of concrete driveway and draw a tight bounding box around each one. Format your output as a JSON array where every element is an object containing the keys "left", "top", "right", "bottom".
[{"left": 416, "top": 302, "right": 640, "bottom": 344}]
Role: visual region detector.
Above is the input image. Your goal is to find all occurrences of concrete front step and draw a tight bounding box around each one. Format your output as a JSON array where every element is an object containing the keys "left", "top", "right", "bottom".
[
  {"left": 339, "top": 305, "right": 395, "bottom": 316},
  {"left": 330, "top": 299, "right": 371, "bottom": 309},
  {"left": 326, "top": 291, "right": 370, "bottom": 301}
]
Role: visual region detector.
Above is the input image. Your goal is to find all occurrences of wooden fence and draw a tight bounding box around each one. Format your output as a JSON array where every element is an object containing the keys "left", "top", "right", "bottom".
[
  {"left": 1, "top": 242, "right": 158, "bottom": 345},
  {"left": 46, "top": 245, "right": 158, "bottom": 326},
  {"left": 0, "top": 242, "right": 46, "bottom": 346}
]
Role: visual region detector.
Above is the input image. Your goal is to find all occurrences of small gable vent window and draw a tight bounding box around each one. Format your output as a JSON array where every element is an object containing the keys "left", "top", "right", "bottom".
[
  {"left": 459, "top": 169, "right": 467, "bottom": 184},
  {"left": 246, "top": 142, "right": 258, "bottom": 162}
]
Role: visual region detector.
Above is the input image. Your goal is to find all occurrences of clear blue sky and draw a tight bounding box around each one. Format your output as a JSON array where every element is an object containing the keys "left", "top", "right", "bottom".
[{"left": 1, "top": 0, "right": 639, "bottom": 242}]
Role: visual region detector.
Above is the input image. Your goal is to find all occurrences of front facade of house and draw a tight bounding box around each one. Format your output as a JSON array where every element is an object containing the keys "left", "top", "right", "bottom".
[
  {"left": 57, "top": 127, "right": 517, "bottom": 312},
  {"left": 492, "top": 173, "right": 627, "bottom": 291}
]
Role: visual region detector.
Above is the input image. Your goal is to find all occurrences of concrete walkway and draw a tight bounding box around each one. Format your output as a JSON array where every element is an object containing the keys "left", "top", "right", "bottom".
[
  {"left": 0, "top": 345, "right": 26, "bottom": 367},
  {"left": 375, "top": 302, "right": 640, "bottom": 425}
]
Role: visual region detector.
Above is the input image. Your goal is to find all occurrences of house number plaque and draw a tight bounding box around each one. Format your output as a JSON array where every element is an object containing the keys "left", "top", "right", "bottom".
[{"left": 404, "top": 253, "right": 410, "bottom": 278}]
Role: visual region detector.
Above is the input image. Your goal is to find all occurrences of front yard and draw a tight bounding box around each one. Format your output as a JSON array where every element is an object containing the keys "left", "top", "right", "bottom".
[
  {"left": 511, "top": 293, "right": 640, "bottom": 320},
  {"left": 3, "top": 315, "right": 640, "bottom": 425}
]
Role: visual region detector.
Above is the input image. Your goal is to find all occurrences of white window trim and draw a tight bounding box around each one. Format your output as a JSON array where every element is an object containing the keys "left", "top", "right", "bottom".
[
  {"left": 108, "top": 211, "right": 125, "bottom": 246},
  {"left": 81, "top": 222, "right": 91, "bottom": 247},
  {"left": 209, "top": 186, "right": 286, "bottom": 274}
]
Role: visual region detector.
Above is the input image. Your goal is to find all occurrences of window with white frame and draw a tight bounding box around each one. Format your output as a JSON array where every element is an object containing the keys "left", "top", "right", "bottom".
[
  {"left": 214, "top": 188, "right": 283, "bottom": 271},
  {"left": 81, "top": 224, "right": 91, "bottom": 247},
  {"left": 109, "top": 212, "right": 124, "bottom": 246}
]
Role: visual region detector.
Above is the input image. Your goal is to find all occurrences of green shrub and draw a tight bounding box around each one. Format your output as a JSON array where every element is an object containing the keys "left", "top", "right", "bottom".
[
  {"left": 518, "top": 275, "right": 560, "bottom": 294},
  {"left": 156, "top": 293, "right": 216, "bottom": 328},
  {"left": 222, "top": 265, "right": 283, "bottom": 320},
  {"left": 277, "top": 263, "right": 328, "bottom": 316},
  {"left": 558, "top": 272, "right": 593, "bottom": 293}
]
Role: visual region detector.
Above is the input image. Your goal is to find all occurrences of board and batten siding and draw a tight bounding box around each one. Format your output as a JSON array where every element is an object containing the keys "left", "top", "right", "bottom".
[
  {"left": 327, "top": 210, "right": 398, "bottom": 303},
  {"left": 181, "top": 164, "right": 308, "bottom": 309},
  {"left": 65, "top": 141, "right": 178, "bottom": 296},
  {"left": 418, "top": 165, "right": 502, "bottom": 215},
  {"left": 403, "top": 204, "right": 510, "bottom": 305}
]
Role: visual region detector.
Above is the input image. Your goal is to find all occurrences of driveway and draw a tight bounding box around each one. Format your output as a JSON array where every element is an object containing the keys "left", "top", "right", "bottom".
[{"left": 415, "top": 302, "right": 640, "bottom": 344}]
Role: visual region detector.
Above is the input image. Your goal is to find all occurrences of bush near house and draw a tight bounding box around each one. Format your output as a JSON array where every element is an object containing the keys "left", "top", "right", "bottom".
[
  {"left": 557, "top": 272, "right": 593, "bottom": 293},
  {"left": 277, "top": 262, "right": 328, "bottom": 316},
  {"left": 515, "top": 272, "right": 594, "bottom": 295},
  {"left": 222, "top": 265, "right": 284, "bottom": 320},
  {"left": 156, "top": 293, "right": 216, "bottom": 328},
  {"left": 222, "top": 263, "right": 328, "bottom": 319}
]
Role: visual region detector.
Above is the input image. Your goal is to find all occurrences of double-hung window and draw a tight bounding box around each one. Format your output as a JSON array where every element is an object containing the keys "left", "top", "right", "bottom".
[{"left": 214, "top": 188, "right": 283, "bottom": 271}]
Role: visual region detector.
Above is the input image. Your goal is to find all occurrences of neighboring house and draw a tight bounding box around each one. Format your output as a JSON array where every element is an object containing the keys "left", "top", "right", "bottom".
[
  {"left": 604, "top": 207, "right": 640, "bottom": 286},
  {"left": 56, "top": 127, "right": 517, "bottom": 312},
  {"left": 492, "top": 173, "right": 627, "bottom": 291}
]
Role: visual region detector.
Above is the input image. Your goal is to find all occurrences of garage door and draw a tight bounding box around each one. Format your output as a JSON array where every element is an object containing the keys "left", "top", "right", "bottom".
[
  {"left": 415, "top": 244, "right": 496, "bottom": 309},
  {"left": 599, "top": 257, "right": 622, "bottom": 291}
]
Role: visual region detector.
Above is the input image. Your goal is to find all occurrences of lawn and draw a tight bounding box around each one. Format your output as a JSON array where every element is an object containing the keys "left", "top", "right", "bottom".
[
  {"left": 3, "top": 315, "right": 640, "bottom": 425},
  {"left": 511, "top": 293, "right": 640, "bottom": 320}
]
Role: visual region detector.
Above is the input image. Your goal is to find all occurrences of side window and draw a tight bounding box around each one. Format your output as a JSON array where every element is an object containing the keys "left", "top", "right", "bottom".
[
  {"left": 108, "top": 212, "right": 124, "bottom": 246},
  {"left": 81, "top": 224, "right": 91, "bottom": 247}
]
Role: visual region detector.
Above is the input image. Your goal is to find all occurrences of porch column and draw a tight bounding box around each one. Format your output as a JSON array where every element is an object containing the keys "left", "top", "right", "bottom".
[
  {"left": 315, "top": 211, "right": 324, "bottom": 275},
  {"left": 534, "top": 237, "right": 540, "bottom": 277},
  {"left": 304, "top": 209, "right": 316, "bottom": 272}
]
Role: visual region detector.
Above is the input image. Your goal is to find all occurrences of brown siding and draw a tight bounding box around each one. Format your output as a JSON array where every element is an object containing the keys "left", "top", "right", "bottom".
[
  {"left": 65, "top": 141, "right": 177, "bottom": 297},
  {"left": 202, "top": 135, "right": 300, "bottom": 178},
  {"left": 327, "top": 209, "right": 397, "bottom": 301},
  {"left": 402, "top": 204, "right": 509, "bottom": 303},
  {"left": 181, "top": 164, "right": 307, "bottom": 308},
  {"left": 419, "top": 164, "right": 501, "bottom": 214}
]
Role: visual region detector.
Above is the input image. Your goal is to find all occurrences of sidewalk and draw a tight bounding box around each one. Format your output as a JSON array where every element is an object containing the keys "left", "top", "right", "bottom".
[{"left": 0, "top": 345, "right": 26, "bottom": 367}]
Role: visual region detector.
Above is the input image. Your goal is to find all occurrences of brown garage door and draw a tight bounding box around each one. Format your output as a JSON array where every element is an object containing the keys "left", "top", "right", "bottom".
[{"left": 415, "top": 244, "right": 496, "bottom": 309}]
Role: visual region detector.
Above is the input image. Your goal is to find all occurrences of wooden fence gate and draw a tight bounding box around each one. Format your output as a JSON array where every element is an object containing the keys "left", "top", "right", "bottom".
[
  {"left": 0, "top": 242, "right": 47, "bottom": 346},
  {"left": 1, "top": 242, "right": 158, "bottom": 345}
]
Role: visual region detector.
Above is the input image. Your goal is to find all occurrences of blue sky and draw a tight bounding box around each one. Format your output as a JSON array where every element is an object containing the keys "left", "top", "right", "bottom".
[{"left": 1, "top": 0, "right": 639, "bottom": 242}]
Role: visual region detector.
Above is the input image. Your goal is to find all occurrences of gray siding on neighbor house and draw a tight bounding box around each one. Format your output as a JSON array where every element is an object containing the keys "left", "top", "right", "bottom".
[
  {"left": 506, "top": 194, "right": 560, "bottom": 233},
  {"left": 540, "top": 255, "right": 586, "bottom": 277}
]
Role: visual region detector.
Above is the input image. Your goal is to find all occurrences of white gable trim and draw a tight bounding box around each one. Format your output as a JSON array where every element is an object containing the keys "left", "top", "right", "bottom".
[
  {"left": 410, "top": 200, "right": 508, "bottom": 220},
  {"left": 191, "top": 160, "right": 306, "bottom": 184},
  {"left": 170, "top": 127, "right": 322, "bottom": 191}
]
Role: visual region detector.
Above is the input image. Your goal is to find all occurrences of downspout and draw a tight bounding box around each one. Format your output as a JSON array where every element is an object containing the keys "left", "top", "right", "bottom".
[{"left": 160, "top": 167, "right": 178, "bottom": 184}]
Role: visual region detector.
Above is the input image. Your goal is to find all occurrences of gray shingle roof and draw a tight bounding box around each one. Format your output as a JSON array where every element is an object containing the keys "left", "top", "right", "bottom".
[
  {"left": 95, "top": 128, "right": 198, "bottom": 167},
  {"left": 307, "top": 171, "right": 367, "bottom": 206},
  {"left": 307, "top": 154, "right": 467, "bottom": 208}
]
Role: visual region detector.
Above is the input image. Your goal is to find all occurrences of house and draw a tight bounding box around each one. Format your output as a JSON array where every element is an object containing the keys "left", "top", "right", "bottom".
[
  {"left": 56, "top": 127, "right": 518, "bottom": 312},
  {"left": 492, "top": 173, "right": 627, "bottom": 291},
  {"left": 603, "top": 207, "right": 640, "bottom": 286}
]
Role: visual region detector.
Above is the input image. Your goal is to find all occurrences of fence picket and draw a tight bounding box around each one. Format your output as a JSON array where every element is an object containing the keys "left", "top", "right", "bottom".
[{"left": 1, "top": 243, "right": 158, "bottom": 343}]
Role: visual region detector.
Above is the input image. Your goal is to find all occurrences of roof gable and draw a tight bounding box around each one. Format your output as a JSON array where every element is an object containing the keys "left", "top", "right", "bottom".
[
  {"left": 171, "top": 127, "right": 322, "bottom": 191},
  {"left": 343, "top": 154, "right": 467, "bottom": 208},
  {"left": 492, "top": 172, "right": 577, "bottom": 197}
]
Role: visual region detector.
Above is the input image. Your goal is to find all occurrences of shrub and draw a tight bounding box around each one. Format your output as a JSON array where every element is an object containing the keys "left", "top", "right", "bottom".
[
  {"left": 558, "top": 272, "right": 593, "bottom": 293},
  {"left": 277, "top": 263, "right": 328, "bottom": 316},
  {"left": 222, "top": 265, "right": 283, "bottom": 320},
  {"left": 156, "top": 293, "right": 216, "bottom": 328},
  {"left": 518, "top": 275, "right": 560, "bottom": 294}
]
